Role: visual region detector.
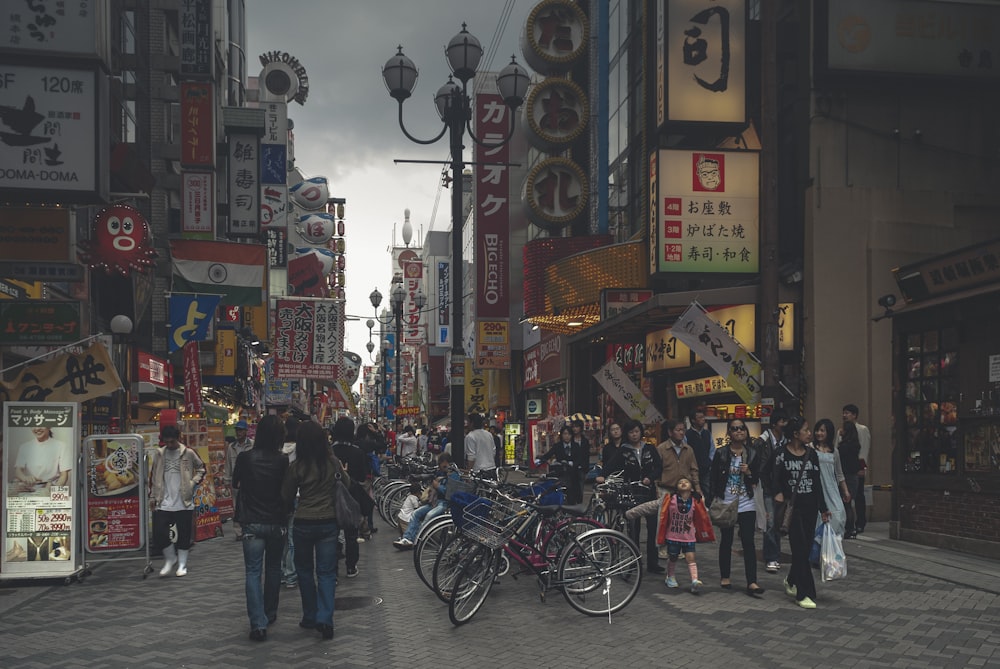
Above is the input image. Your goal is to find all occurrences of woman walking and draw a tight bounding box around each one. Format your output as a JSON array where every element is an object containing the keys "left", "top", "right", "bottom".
[
  {"left": 707, "top": 418, "right": 764, "bottom": 596},
  {"left": 772, "top": 416, "right": 831, "bottom": 609},
  {"left": 232, "top": 415, "right": 289, "bottom": 641},
  {"left": 282, "top": 421, "right": 351, "bottom": 640}
]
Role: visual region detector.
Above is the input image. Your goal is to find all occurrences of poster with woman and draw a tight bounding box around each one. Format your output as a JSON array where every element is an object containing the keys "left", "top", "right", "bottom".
[{"left": 2, "top": 402, "right": 82, "bottom": 580}]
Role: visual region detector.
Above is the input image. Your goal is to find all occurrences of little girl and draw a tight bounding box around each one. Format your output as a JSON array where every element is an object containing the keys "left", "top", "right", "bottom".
[
  {"left": 626, "top": 476, "right": 702, "bottom": 593},
  {"left": 396, "top": 482, "right": 423, "bottom": 536}
]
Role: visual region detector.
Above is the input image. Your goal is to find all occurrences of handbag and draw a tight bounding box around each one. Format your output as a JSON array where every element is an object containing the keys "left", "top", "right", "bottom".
[
  {"left": 708, "top": 496, "right": 739, "bottom": 528},
  {"left": 332, "top": 459, "right": 362, "bottom": 530}
]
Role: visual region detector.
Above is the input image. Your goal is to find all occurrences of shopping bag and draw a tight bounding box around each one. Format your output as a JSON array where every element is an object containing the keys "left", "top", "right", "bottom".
[
  {"left": 809, "top": 523, "right": 823, "bottom": 566},
  {"left": 820, "top": 524, "right": 847, "bottom": 582}
]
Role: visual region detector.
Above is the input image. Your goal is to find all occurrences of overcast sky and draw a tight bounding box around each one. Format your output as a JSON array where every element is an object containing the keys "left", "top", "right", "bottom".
[{"left": 246, "top": 0, "right": 535, "bottom": 381}]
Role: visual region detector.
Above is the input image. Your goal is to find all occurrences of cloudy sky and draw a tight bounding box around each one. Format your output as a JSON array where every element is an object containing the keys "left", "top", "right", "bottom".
[{"left": 246, "top": 0, "right": 536, "bottom": 374}]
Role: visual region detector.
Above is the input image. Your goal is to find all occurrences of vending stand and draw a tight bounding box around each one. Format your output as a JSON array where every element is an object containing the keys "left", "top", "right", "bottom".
[{"left": 2, "top": 402, "right": 85, "bottom": 584}]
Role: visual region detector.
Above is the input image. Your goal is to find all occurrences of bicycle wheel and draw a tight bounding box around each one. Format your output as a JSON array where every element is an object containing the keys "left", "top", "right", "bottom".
[
  {"left": 557, "top": 528, "right": 642, "bottom": 617},
  {"left": 432, "top": 534, "right": 478, "bottom": 603},
  {"left": 448, "top": 544, "right": 500, "bottom": 626},
  {"left": 413, "top": 516, "right": 455, "bottom": 591},
  {"left": 379, "top": 482, "right": 408, "bottom": 526},
  {"left": 541, "top": 516, "right": 603, "bottom": 563},
  {"left": 385, "top": 485, "right": 410, "bottom": 529}
]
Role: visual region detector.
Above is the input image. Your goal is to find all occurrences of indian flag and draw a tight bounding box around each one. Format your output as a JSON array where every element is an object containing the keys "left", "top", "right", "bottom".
[{"left": 170, "top": 240, "right": 267, "bottom": 306}]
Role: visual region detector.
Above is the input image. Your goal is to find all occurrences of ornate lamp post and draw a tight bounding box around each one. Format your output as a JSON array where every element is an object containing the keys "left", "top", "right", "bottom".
[
  {"left": 369, "top": 287, "right": 387, "bottom": 424},
  {"left": 382, "top": 24, "right": 528, "bottom": 463}
]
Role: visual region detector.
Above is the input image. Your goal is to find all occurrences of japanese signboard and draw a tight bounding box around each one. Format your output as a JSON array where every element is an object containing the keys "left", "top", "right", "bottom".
[
  {"left": 183, "top": 340, "right": 204, "bottom": 414},
  {"left": 593, "top": 359, "right": 664, "bottom": 425},
  {"left": 671, "top": 302, "right": 762, "bottom": 404},
  {"left": 655, "top": 149, "right": 759, "bottom": 274},
  {"left": 0, "top": 301, "right": 81, "bottom": 344},
  {"left": 0, "top": 341, "right": 121, "bottom": 405},
  {"left": 432, "top": 260, "right": 451, "bottom": 347},
  {"left": 893, "top": 237, "right": 1000, "bottom": 303},
  {"left": 823, "top": 0, "right": 1000, "bottom": 80},
  {"left": 83, "top": 435, "right": 145, "bottom": 553},
  {"left": 0, "top": 208, "right": 71, "bottom": 262},
  {"left": 601, "top": 289, "right": 653, "bottom": 320},
  {"left": 137, "top": 351, "right": 170, "bottom": 390},
  {"left": 476, "top": 320, "right": 511, "bottom": 370},
  {"left": 665, "top": 0, "right": 747, "bottom": 125},
  {"left": 475, "top": 90, "right": 511, "bottom": 315},
  {"left": 675, "top": 375, "right": 733, "bottom": 399},
  {"left": 227, "top": 133, "right": 261, "bottom": 237},
  {"left": 646, "top": 326, "right": 694, "bottom": 372},
  {"left": 2, "top": 402, "right": 81, "bottom": 579},
  {"left": 401, "top": 256, "right": 425, "bottom": 346},
  {"left": 272, "top": 298, "right": 343, "bottom": 380},
  {"left": 181, "top": 171, "right": 214, "bottom": 235},
  {"left": 464, "top": 359, "right": 488, "bottom": 415},
  {"left": 605, "top": 342, "right": 646, "bottom": 375},
  {"left": 1, "top": 0, "right": 107, "bottom": 58},
  {"left": 180, "top": 82, "right": 214, "bottom": 168},
  {"left": 260, "top": 102, "right": 287, "bottom": 185},
  {"left": 204, "top": 327, "right": 236, "bottom": 380},
  {"left": 0, "top": 64, "right": 104, "bottom": 200},
  {"left": 261, "top": 185, "right": 289, "bottom": 228},
  {"left": 265, "top": 227, "right": 288, "bottom": 268},
  {"left": 179, "top": 0, "right": 213, "bottom": 78}
]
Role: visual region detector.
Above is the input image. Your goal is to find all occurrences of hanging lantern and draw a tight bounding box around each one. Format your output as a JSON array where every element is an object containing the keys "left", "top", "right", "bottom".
[
  {"left": 337, "top": 254, "right": 346, "bottom": 271},
  {"left": 337, "top": 271, "right": 346, "bottom": 286},
  {"left": 337, "top": 220, "right": 345, "bottom": 236},
  {"left": 336, "top": 202, "right": 345, "bottom": 219},
  {"left": 335, "top": 238, "right": 345, "bottom": 254}
]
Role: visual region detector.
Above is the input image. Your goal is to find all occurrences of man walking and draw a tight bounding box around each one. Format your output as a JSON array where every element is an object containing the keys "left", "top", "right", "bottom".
[
  {"left": 758, "top": 408, "right": 788, "bottom": 574},
  {"left": 465, "top": 413, "right": 498, "bottom": 478},
  {"left": 396, "top": 425, "right": 418, "bottom": 459},
  {"left": 226, "top": 420, "right": 254, "bottom": 539},
  {"left": 149, "top": 424, "right": 206, "bottom": 577},
  {"left": 841, "top": 404, "right": 871, "bottom": 535},
  {"left": 654, "top": 419, "right": 701, "bottom": 574}
]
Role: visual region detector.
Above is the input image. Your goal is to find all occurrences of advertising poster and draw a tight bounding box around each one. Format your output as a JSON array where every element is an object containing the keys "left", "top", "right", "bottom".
[
  {"left": 207, "top": 426, "right": 232, "bottom": 520},
  {"left": 182, "top": 421, "right": 222, "bottom": 541},
  {"left": 272, "top": 298, "right": 343, "bottom": 380},
  {"left": 83, "top": 435, "right": 144, "bottom": 553},
  {"left": 2, "top": 402, "right": 81, "bottom": 579}
]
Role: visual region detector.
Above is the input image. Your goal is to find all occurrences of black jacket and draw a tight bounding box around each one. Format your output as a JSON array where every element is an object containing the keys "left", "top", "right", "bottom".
[
  {"left": 233, "top": 448, "right": 289, "bottom": 524},
  {"left": 332, "top": 441, "right": 369, "bottom": 482},
  {"left": 707, "top": 442, "right": 761, "bottom": 506},
  {"left": 539, "top": 439, "right": 588, "bottom": 473},
  {"left": 686, "top": 426, "right": 713, "bottom": 473},
  {"left": 604, "top": 444, "right": 662, "bottom": 483}
]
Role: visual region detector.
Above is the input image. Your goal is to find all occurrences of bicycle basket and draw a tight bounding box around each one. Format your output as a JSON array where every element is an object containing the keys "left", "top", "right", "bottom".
[
  {"left": 459, "top": 496, "right": 528, "bottom": 549},
  {"left": 448, "top": 491, "right": 481, "bottom": 527},
  {"left": 444, "top": 476, "right": 477, "bottom": 502}
]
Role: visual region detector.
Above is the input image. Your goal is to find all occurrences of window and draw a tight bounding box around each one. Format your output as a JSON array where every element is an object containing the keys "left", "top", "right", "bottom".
[{"left": 903, "top": 327, "right": 959, "bottom": 474}]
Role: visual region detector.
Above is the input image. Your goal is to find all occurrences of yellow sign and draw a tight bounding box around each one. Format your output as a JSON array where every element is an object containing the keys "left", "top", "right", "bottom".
[
  {"left": 244, "top": 304, "right": 270, "bottom": 343},
  {"left": 208, "top": 329, "right": 237, "bottom": 377},
  {"left": 475, "top": 320, "right": 510, "bottom": 369},
  {"left": 696, "top": 303, "right": 795, "bottom": 361},
  {"left": 675, "top": 375, "right": 733, "bottom": 399},
  {"left": 645, "top": 327, "right": 692, "bottom": 372},
  {"left": 0, "top": 342, "right": 122, "bottom": 404},
  {"left": 464, "top": 360, "right": 488, "bottom": 415}
]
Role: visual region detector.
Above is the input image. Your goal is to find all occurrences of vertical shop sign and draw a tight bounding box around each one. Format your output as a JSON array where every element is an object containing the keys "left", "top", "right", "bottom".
[
  {"left": 183, "top": 340, "right": 204, "bottom": 414},
  {"left": 180, "top": 82, "right": 215, "bottom": 168},
  {"left": 474, "top": 91, "right": 511, "bottom": 321},
  {"left": 272, "top": 298, "right": 343, "bottom": 380},
  {"left": 179, "top": 0, "right": 214, "bottom": 78},
  {"left": 402, "top": 257, "right": 424, "bottom": 346},
  {"left": 182, "top": 172, "right": 214, "bottom": 235},
  {"left": 434, "top": 260, "right": 451, "bottom": 347},
  {"left": 2, "top": 402, "right": 81, "bottom": 579},
  {"left": 227, "top": 133, "right": 260, "bottom": 238},
  {"left": 260, "top": 102, "right": 287, "bottom": 185}
]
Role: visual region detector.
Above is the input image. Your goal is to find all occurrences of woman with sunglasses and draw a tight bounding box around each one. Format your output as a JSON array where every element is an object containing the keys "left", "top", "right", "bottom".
[
  {"left": 772, "top": 416, "right": 831, "bottom": 609},
  {"left": 707, "top": 419, "right": 764, "bottom": 595}
]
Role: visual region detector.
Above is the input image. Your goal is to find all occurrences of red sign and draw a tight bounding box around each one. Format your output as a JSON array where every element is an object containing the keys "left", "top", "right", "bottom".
[
  {"left": 475, "top": 92, "right": 510, "bottom": 319},
  {"left": 180, "top": 82, "right": 215, "bottom": 168},
  {"left": 137, "top": 351, "right": 170, "bottom": 389},
  {"left": 183, "top": 340, "right": 203, "bottom": 414},
  {"left": 606, "top": 342, "right": 646, "bottom": 374},
  {"left": 288, "top": 253, "right": 327, "bottom": 298},
  {"left": 84, "top": 436, "right": 144, "bottom": 553}
]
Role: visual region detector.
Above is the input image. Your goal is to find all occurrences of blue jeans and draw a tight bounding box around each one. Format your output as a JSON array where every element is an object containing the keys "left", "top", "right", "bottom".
[
  {"left": 293, "top": 521, "right": 339, "bottom": 627},
  {"left": 281, "top": 515, "right": 296, "bottom": 583},
  {"left": 241, "top": 522, "right": 286, "bottom": 631},
  {"left": 762, "top": 494, "right": 782, "bottom": 563},
  {"left": 402, "top": 501, "right": 447, "bottom": 542}
]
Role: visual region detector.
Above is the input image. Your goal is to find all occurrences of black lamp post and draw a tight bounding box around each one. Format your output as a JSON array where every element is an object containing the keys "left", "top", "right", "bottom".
[
  {"left": 390, "top": 281, "right": 406, "bottom": 431},
  {"left": 382, "top": 24, "right": 528, "bottom": 463},
  {"left": 369, "top": 287, "right": 387, "bottom": 424}
]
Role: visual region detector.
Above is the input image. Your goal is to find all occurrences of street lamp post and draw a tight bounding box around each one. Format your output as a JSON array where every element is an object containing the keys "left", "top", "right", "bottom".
[
  {"left": 382, "top": 25, "right": 528, "bottom": 463},
  {"left": 390, "top": 282, "right": 406, "bottom": 431}
]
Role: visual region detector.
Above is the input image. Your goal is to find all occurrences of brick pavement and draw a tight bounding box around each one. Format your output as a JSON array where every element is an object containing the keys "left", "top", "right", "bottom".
[{"left": 1, "top": 519, "right": 998, "bottom": 668}]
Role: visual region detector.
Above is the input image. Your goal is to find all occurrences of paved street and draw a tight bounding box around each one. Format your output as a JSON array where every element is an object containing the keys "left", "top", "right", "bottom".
[{"left": 1, "top": 520, "right": 998, "bottom": 669}]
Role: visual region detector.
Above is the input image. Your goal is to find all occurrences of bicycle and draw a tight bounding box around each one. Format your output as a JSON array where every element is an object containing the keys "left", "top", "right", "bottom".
[{"left": 445, "top": 493, "right": 642, "bottom": 626}]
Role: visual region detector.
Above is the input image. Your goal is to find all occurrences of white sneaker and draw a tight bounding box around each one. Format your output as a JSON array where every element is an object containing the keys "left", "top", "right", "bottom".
[
  {"left": 175, "top": 566, "right": 187, "bottom": 577},
  {"left": 393, "top": 538, "right": 413, "bottom": 549},
  {"left": 766, "top": 561, "right": 780, "bottom": 573},
  {"left": 159, "top": 560, "right": 176, "bottom": 577}
]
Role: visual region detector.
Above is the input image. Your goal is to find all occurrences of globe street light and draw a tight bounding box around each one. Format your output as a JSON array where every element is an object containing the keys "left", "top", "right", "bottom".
[{"left": 382, "top": 24, "right": 528, "bottom": 463}]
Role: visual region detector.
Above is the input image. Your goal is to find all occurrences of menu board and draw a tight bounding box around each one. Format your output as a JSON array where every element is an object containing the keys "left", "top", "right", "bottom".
[
  {"left": 2, "top": 402, "right": 81, "bottom": 579},
  {"left": 83, "top": 435, "right": 146, "bottom": 553}
]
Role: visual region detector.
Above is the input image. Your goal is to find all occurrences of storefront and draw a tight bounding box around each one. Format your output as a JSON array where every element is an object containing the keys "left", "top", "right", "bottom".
[
  {"left": 889, "top": 240, "right": 1000, "bottom": 558},
  {"left": 523, "top": 332, "right": 567, "bottom": 464}
]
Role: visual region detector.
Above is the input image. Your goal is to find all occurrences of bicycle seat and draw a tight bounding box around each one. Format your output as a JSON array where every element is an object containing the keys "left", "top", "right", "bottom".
[{"left": 534, "top": 502, "right": 590, "bottom": 517}]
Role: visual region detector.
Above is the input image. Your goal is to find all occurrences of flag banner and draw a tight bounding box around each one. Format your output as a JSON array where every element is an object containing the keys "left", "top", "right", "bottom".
[
  {"left": 272, "top": 298, "right": 343, "bottom": 380},
  {"left": 593, "top": 359, "right": 665, "bottom": 425},
  {"left": 183, "top": 341, "right": 204, "bottom": 414},
  {"left": 0, "top": 342, "right": 121, "bottom": 404},
  {"left": 338, "top": 378, "right": 358, "bottom": 415},
  {"left": 671, "top": 301, "right": 762, "bottom": 404},
  {"left": 168, "top": 294, "right": 222, "bottom": 353},
  {"left": 169, "top": 240, "right": 266, "bottom": 307}
]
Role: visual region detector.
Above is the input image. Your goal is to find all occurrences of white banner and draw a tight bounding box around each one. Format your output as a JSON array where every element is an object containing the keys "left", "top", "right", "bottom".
[
  {"left": 671, "top": 301, "right": 762, "bottom": 404},
  {"left": 593, "top": 359, "right": 665, "bottom": 425},
  {"left": 182, "top": 172, "right": 213, "bottom": 234}
]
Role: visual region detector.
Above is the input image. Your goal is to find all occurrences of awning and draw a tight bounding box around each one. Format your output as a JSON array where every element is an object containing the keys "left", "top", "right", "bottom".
[{"left": 567, "top": 413, "right": 599, "bottom": 423}]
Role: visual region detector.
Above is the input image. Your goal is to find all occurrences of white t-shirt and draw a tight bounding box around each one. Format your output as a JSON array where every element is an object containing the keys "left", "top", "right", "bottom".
[
  {"left": 465, "top": 429, "right": 496, "bottom": 471},
  {"left": 397, "top": 434, "right": 418, "bottom": 457},
  {"left": 15, "top": 437, "right": 73, "bottom": 485},
  {"left": 160, "top": 448, "right": 188, "bottom": 511}
]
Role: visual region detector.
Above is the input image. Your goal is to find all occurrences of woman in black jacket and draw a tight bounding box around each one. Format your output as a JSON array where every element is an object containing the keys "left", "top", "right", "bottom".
[
  {"left": 772, "top": 416, "right": 831, "bottom": 610},
  {"left": 707, "top": 418, "right": 764, "bottom": 595},
  {"left": 232, "top": 415, "right": 289, "bottom": 641}
]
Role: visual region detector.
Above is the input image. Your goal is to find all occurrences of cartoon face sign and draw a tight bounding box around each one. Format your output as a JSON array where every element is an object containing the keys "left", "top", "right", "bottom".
[
  {"left": 78, "top": 204, "right": 157, "bottom": 276},
  {"left": 297, "top": 213, "right": 335, "bottom": 244},
  {"left": 290, "top": 176, "right": 330, "bottom": 211}
]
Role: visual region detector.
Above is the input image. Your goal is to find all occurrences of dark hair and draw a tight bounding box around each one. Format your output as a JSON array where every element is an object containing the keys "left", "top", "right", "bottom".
[
  {"left": 437, "top": 452, "right": 452, "bottom": 466},
  {"left": 468, "top": 413, "right": 485, "bottom": 429},
  {"left": 786, "top": 416, "right": 809, "bottom": 439},
  {"left": 296, "top": 421, "right": 331, "bottom": 475},
  {"left": 571, "top": 418, "right": 584, "bottom": 428},
  {"left": 622, "top": 419, "right": 643, "bottom": 438},
  {"left": 771, "top": 407, "right": 790, "bottom": 422},
  {"left": 843, "top": 403, "right": 860, "bottom": 417},
  {"left": 355, "top": 423, "right": 374, "bottom": 442},
  {"left": 813, "top": 418, "right": 836, "bottom": 448},
  {"left": 403, "top": 424, "right": 415, "bottom": 434},
  {"left": 662, "top": 418, "right": 684, "bottom": 433},
  {"left": 331, "top": 416, "right": 355, "bottom": 442},
  {"left": 254, "top": 415, "right": 285, "bottom": 453},
  {"left": 689, "top": 406, "right": 707, "bottom": 422},
  {"left": 160, "top": 425, "right": 180, "bottom": 440},
  {"left": 409, "top": 481, "right": 422, "bottom": 495},
  {"left": 559, "top": 425, "right": 572, "bottom": 439},
  {"left": 284, "top": 417, "right": 300, "bottom": 441}
]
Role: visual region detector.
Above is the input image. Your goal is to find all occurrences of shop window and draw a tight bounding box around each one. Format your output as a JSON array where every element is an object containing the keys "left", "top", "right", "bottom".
[{"left": 903, "top": 327, "right": 959, "bottom": 474}]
